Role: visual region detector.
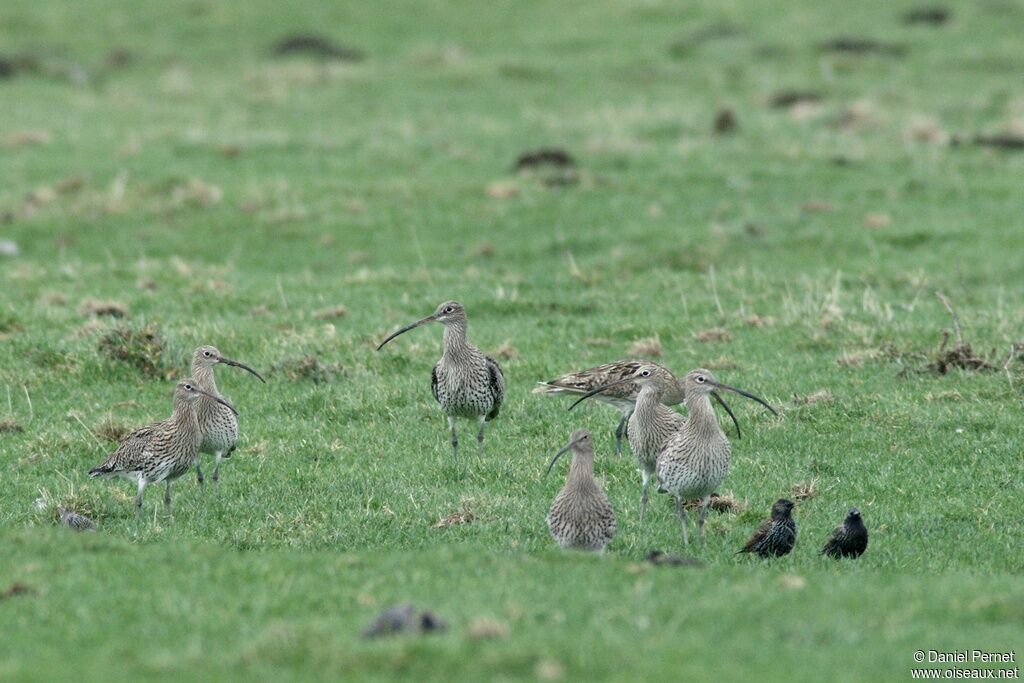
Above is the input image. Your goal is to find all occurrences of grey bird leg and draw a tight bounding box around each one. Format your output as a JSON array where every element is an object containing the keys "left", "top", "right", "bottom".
[
  {"left": 196, "top": 462, "right": 205, "bottom": 489},
  {"left": 697, "top": 495, "right": 711, "bottom": 541},
  {"left": 614, "top": 415, "right": 627, "bottom": 457},
  {"left": 135, "top": 479, "right": 146, "bottom": 522},
  {"left": 676, "top": 496, "right": 689, "bottom": 547},
  {"left": 639, "top": 469, "right": 650, "bottom": 524},
  {"left": 164, "top": 481, "right": 173, "bottom": 516},
  {"left": 448, "top": 416, "right": 458, "bottom": 458},
  {"left": 476, "top": 416, "right": 486, "bottom": 457},
  {"left": 213, "top": 451, "right": 222, "bottom": 484}
]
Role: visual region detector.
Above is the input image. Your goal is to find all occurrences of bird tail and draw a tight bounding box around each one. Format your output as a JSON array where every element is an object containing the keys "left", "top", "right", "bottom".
[{"left": 532, "top": 382, "right": 562, "bottom": 394}]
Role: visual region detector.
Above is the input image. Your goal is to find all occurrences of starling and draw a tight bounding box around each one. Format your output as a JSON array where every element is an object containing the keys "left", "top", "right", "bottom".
[
  {"left": 58, "top": 506, "right": 97, "bottom": 532},
  {"left": 738, "top": 499, "right": 797, "bottom": 558},
  {"left": 822, "top": 507, "right": 868, "bottom": 559},
  {"left": 644, "top": 550, "right": 704, "bottom": 568},
  {"left": 361, "top": 604, "right": 448, "bottom": 639}
]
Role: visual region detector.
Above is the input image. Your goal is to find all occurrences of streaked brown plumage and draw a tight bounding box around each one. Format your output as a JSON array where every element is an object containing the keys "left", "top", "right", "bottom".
[
  {"left": 190, "top": 345, "right": 265, "bottom": 487},
  {"left": 657, "top": 369, "right": 776, "bottom": 545},
  {"left": 739, "top": 499, "right": 797, "bottom": 558},
  {"left": 58, "top": 506, "right": 96, "bottom": 532},
  {"left": 377, "top": 301, "right": 504, "bottom": 458},
  {"left": 545, "top": 429, "right": 616, "bottom": 552},
  {"left": 533, "top": 360, "right": 685, "bottom": 455},
  {"left": 89, "top": 379, "right": 237, "bottom": 519}
]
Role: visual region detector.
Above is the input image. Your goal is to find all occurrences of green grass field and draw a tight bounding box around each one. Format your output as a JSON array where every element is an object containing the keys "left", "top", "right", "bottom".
[{"left": 2, "top": 1, "right": 1023, "bottom": 680}]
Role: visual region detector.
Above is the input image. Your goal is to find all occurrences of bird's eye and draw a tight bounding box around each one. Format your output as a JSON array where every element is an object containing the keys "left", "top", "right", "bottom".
[
  {"left": 696, "top": 376, "right": 706, "bottom": 383},
  {"left": 641, "top": 370, "right": 650, "bottom": 377},
  {"left": 204, "top": 351, "right": 211, "bottom": 357},
  {"left": 444, "top": 307, "right": 453, "bottom": 313},
  {"left": 185, "top": 384, "right": 192, "bottom": 390}
]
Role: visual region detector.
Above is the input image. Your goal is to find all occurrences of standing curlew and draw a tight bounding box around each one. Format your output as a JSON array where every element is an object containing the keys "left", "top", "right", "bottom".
[
  {"left": 738, "top": 499, "right": 798, "bottom": 558},
  {"left": 190, "top": 345, "right": 265, "bottom": 487},
  {"left": 545, "top": 429, "right": 616, "bottom": 552},
  {"left": 822, "top": 507, "right": 868, "bottom": 559},
  {"left": 656, "top": 369, "right": 776, "bottom": 545},
  {"left": 534, "top": 360, "right": 685, "bottom": 456},
  {"left": 89, "top": 379, "right": 237, "bottom": 519},
  {"left": 376, "top": 301, "right": 504, "bottom": 458},
  {"left": 569, "top": 364, "right": 741, "bottom": 524}
]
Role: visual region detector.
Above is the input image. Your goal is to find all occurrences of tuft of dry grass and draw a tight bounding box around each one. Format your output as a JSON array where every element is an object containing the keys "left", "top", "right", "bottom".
[
  {"left": 684, "top": 492, "right": 747, "bottom": 514},
  {"left": 94, "top": 417, "right": 130, "bottom": 442},
  {"left": 792, "top": 389, "right": 833, "bottom": 406},
  {"left": 78, "top": 299, "right": 129, "bottom": 319},
  {"left": 432, "top": 506, "right": 475, "bottom": 529},
  {"left": 694, "top": 327, "right": 732, "bottom": 343},
  {"left": 468, "top": 616, "right": 509, "bottom": 639},
  {"left": 313, "top": 305, "right": 348, "bottom": 320},
  {"left": 492, "top": 341, "right": 518, "bottom": 361},
  {"left": 97, "top": 324, "right": 170, "bottom": 379},
  {"left": 0, "top": 417, "right": 24, "bottom": 433},
  {"left": 272, "top": 355, "right": 345, "bottom": 383},
  {"left": 627, "top": 335, "right": 662, "bottom": 358},
  {"left": 790, "top": 480, "right": 818, "bottom": 502}
]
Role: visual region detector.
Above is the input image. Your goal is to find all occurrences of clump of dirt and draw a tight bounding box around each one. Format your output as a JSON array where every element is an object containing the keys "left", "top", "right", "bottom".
[
  {"left": 78, "top": 299, "right": 128, "bottom": 319},
  {"left": 902, "top": 7, "right": 950, "bottom": 25},
  {"left": 313, "top": 305, "right": 348, "bottom": 320},
  {"left": 515, "top": 148, "right": 574, "bottom": 171},
  {"left": 685, "top": 492, "right": 747, "bottom": 514},
  {"left": 273, "top": 355, "right": 344, "bottom": 383},
  {"left": 0, "top": 418, "right": 24, "bottom": 433},
  {"left": 769, "top": 90, "right": 822, "bottom": 108},
  {"left": 432, "top": 507, "right": 475, "bottom": 528},
  {"left": 0, "top": 311, "right": 23, "bottom": 334},
  {"left": 818, "top": 37, "right": 907, "bottom": 57},
  {"left": 271, "top": 34, "right": 364, "bottom": 61},
  {"left": 668, "top": 23, "right": 741, "bottom": 58},
  {"left": 713, "top": 107, "right": 738, "bottom": 134},
  {"left": 0, "top": 582, "right": 35, "bottom": 600},
  {"left": 97, "top": 324, "right": 170, "bottom": 379},
  {"left": 491, "top": 341, "right": 518, "bottom": 361},
  {"left": 468, "top": 616, "right": 509, "bottom": 640},
  {"left": 925, "top": 293, "right": 1000, "bottom": 374}
]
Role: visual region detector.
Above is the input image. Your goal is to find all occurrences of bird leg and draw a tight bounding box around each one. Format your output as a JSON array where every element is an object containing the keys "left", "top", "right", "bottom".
[
  {"left": 448, "top": 416, "right": 459, "bottom": 458},
  {"left": 135, "top": 479, "right": 147, "bottom": 522},
  {"left": 614, "top": 415, "right": 627, "bottom": 457},
  {"left": 213, "top": 451, "right": 223, "bottom": 484},
  {"left": 196, "top": 461, "right": 205, "bottom": 490},
  {"left": 476, "top": 416, "right": 486, "bottom": 457},
  {"left": 164, "top": 481, "right": 173, "bottom": 516},
  {"left": 697, "top": 495, "right": 711, "bottom": 541},
  {"left": 639, "top": 469, "right": 650, "bottom": 524},
  {"left": 676, "top": 496, "right": 689, "bottom": 547}
]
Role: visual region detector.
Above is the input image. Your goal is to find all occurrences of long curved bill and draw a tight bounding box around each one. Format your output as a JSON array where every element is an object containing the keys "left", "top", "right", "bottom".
[
  {"left": 545, "top": 443, "right": 574, "bottom": 476},
  {"left": 710, "top": 381, "right": 777, "bottom": 416},
  {"left": 195, "top": 387, "right": 239, "bottom": 416},
  {"left": 376, "top": 315, "right": 435, "bottom": 351},
  {"left": 567, "top": 377, "right": 633, "bottom": 411},
  {"left": 711, "top": 391, "right": 743, "bottom": 439},
  {"left": 218, "top": 356, "right": 266, "bottom": 383}
]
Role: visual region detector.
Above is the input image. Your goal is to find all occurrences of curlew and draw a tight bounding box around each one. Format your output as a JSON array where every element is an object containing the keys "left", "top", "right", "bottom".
[
  {"left": 822, "top": 507, "right": 868, "bottom": 559},
  {"left": 89, "top": 379, "right": 237, "bottom": 519},
  {"left": 545, "top": 429, "right": 616, "bottom": 552},
  {"left": 376, "top": 301, "right": 504, "bottom": 458},
  {"left": 569, "top": 364, "right": 741, "bottom": 524},
  {"left": 534, "top": 360, "right": 685, "bottom": 456},
  {"left": 656, "top": 369, "right": 776, "bottom": 545},
  {"left": 738, "top": 499, "right": 797, "bottom": 558},
  {"left": 190, "top": 345, "right": 265, "bottom": 487}
]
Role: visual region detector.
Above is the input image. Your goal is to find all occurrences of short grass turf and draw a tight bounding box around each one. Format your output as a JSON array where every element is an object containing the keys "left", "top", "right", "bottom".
[{"left": 2, "top": 0, "right": 1024, "bottom": 680}]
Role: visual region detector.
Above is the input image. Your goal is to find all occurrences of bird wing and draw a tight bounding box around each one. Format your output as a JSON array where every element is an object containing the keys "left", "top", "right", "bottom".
[
  {"left": 485, "top": 355, "right": 505, "bottom": 421},
  {"left": 431, "top": 363, "right": 440, "bottom": 404},
  {"left": 90, "top": 421, "right": 161, "bottom": 475},
  {"left": 738, "top": 518, "right": 774, "bottom": 553},
  {"left": 821, "top": 524, "right": 846, "bottom": 556}
]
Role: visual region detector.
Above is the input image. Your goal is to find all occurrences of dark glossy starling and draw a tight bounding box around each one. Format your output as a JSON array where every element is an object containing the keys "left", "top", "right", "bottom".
[
  {"left": 822, "top": 507, "right": 868, "bottom": 559},
  {"left": 361, "top": 604, "right": 448, "bottom": 639},
  {"left": 738, "top": 499, "right": 797, "bottom": 558}
]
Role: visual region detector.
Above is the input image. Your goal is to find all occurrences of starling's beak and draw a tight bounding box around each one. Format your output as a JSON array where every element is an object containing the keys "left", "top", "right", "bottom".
[
  {"left": 217, "top": 355, "right": 266, "bottom": 383},
  {"left": 849, "top": 507, "right": 861, "bottom": 517},
  {"left": 711, "top": 391, "right": 743, "bottom": 439},
  {"left": 545, "top": 442, "right": 576, "bottom": 476},
  {"left": 376, "top": 314, "right": 436, "bottom": 350},
  {"left": 194, "top": 387, "right": 239, "bottom": 416},
  {"left": 709, "top": 381, "right": 777, "bottom": 416},
  {"left": 568, "top": 377, "right": 634, "bottom": 411}
]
